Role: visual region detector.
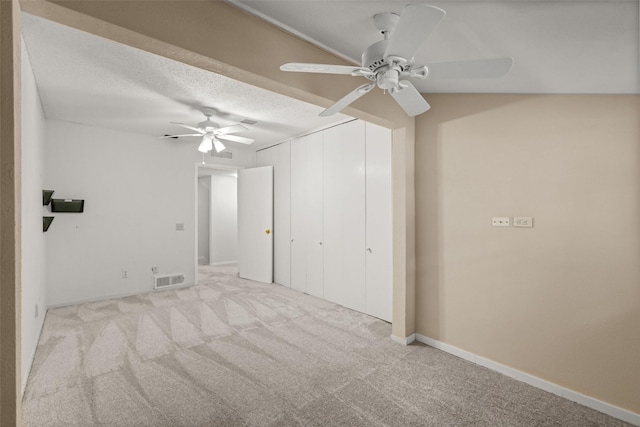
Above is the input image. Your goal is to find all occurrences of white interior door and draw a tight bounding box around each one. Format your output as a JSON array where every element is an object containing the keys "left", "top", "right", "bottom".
[
  {"left": 256, "top": 142, "right": 291, "bottom": 288},
  {"left": 238, "top": 166, "right": 273, "bottom": 283}
]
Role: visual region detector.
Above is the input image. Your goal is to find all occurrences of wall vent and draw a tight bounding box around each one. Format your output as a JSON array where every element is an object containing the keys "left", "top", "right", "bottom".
[
  {"left": 211, "top": 150, "right": 233, "bottom": 159},
  {"left": 153, "top": 273, "right": 185, "bottom": 290}
]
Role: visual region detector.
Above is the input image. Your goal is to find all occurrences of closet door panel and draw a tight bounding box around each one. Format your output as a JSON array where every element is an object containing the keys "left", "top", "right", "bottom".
[
  {"left": 323, "top": 120, "right": 366, "bottom": 311},
  {"left": 305, "top": 132, "right": 324, "bottom": 298},
  {"left": 365, "top": 123, "right": 393, "bottom": 322},
  {"left": 290, "top": 137, "right": 308, "bottom": 293},
  {"left": 322, "top": 128, "right": 341, "bottom": 305}
]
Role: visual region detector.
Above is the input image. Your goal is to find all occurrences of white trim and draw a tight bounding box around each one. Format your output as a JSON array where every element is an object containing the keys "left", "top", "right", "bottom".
[
  {"left": 257, "top": 117, "right": 357, "bottom": 151},
  {"left": 415, "top": 334, "right": 640, "bottom": 426},
  {"left": 294, "top": 118, "right": 358, "bottom": 141},
  {"left": 225, "top": 0, "right": 359, "bottom": 66},
  {"left": 23, "top": 307, "right": 48, "bottom": 394},
  {"left": 390, "top": 333, "right": 415, "bottom": 346}
]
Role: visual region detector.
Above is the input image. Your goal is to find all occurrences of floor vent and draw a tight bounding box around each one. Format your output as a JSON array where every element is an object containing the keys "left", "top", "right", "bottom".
[{"left": 153, "top": 273, "right": 185, "bottom": 290}]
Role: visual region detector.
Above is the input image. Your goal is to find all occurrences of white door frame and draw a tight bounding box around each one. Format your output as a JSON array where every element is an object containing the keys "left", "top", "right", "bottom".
[{"left": 194, "top": 162, "right": 243, "bottom": 284}]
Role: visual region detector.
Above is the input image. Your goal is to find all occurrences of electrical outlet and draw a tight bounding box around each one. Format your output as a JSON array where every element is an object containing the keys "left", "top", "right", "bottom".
[
  {"left": 151, "top": 266, "right": 158, "bottom": 274},
  {"left": 176, "top": 223, "right": 185, "bottom": 231},
  {"left": 122, "top": 269, "right": 128, "bottom": 278},
  {"left": 514, "top": 217, "right": 533, "bottom": 228},
  {"left": 492, "top": 217, "right": 510, "bottom": 227}
]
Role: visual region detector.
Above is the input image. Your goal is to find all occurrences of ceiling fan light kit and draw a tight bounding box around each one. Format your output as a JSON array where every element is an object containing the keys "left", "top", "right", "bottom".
[
  {"left": 280, "top": 4, "right": 513, "bottom": 117},
  {"left": 198, "top": 136, "right": 214, "bottom": 153},
  {"left": 213, "top": 138, "right": 226, "bottom": 153},
  {"left": 162, "top": 107, "right": 255, "bottom": 153}
]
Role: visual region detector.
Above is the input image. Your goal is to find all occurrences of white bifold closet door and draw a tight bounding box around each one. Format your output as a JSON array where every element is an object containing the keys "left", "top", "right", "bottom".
[
  {"left": 290, "top": 132, "right": 324, "bottom": 297},
  {"left": 290, "top": 119, "right": 392, "bottom": 322},
  {"left": 323, "top": 120, "right": 367, "bottom": 312}
]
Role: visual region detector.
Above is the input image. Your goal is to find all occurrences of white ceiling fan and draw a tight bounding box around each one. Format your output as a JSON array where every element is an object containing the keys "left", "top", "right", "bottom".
[
  {"left": 161, "top": 107, "right": 255, "bottom": 153},
  {"left": 280, "top": 4, "right": 513, "bottom": 117}
]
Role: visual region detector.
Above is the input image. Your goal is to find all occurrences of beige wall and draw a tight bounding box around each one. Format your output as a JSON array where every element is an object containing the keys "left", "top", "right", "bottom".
[
  {"left": 392, "top": 125, "right": 416, "bottom": 338},
  {"left": 415, "top": 94, "right": 640, "bottom": 413},
  {"left": 0, "top": 0, "right": 23, "bottom": 424}
]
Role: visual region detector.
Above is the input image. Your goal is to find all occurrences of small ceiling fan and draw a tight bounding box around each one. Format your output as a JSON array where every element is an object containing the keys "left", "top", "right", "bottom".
[
  {"left": 280, "top": 4, "right": 513, "bottom": 117},
  {"left": 161, "top": 107, "right": 255, "bottom": 153}
]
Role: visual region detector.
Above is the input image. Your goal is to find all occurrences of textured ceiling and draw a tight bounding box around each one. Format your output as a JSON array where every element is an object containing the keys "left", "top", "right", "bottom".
[
  {"left": 20, "top": 12, "right": 349, "bottom": 151},
  {"left": 20, "top": 1, "right": 639, "bottom": 149},
  {"left": 231, "top": 0, "right": 640, "bottom": 95}
]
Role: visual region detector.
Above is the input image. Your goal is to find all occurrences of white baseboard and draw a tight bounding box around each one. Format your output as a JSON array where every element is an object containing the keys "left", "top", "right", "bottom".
[
  {"left": 23, "top": 307, "right": 48, "bottom": 395},
  {"left": 47, "top": 282, "right": 196, "bottom": 309},
  {"left": 209, "top": 260, "right": 237, "bottom": 266},
  {"left": 390, "top": 333, "right": 416, "bottom": 346},
  {"left": 415, "top": 333, "right": 640, "bottom": 426}
]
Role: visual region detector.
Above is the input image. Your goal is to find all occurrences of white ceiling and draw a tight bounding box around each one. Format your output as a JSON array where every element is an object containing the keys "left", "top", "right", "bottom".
[
  {"left": 21, "top": 2, "right": 639, "bottom": 150},
  {"left": 20, "top": 13, "right": 349, "bottom": 151},
  {"left": 232, "top": 0, "right": 639, "bottom": 95}
]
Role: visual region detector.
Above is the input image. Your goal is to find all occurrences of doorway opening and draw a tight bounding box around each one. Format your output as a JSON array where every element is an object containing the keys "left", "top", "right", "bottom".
[{"left": 195, "top": 164, "right": 240, "bottom": 283}]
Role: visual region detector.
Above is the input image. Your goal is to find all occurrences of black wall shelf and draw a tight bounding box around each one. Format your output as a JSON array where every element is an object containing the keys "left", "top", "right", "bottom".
[
  {"left": 43, "top": 190, "right": 54, "bottom": 206},
  {"left": 51, "top": 199, "right": 84, "bottom": 213},
  {"left": 42, "top": 190, "right": 84, "bottom": 232},
  {"left": 43, "top": 217, "right": 54, "bottom": 232}
]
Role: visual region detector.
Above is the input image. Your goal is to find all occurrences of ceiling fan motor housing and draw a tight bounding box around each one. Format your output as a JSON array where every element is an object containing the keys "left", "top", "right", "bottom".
[
  {"left": 198, "top": 119, "right": 219, "bottom": 131},
  {"left": 362, "top": 39, "right": 390, "bottom": 72},
  {"left": 363, "top": 40, "right": 409, "bottom": 89}
]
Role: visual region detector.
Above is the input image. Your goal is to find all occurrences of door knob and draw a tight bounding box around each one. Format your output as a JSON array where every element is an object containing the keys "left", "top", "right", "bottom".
[
  {"left": 265, "top": 229, "right": 271, "bottom": 234},
  {"left": 367, "top": 248, "right": 373, "bottom": 253}
]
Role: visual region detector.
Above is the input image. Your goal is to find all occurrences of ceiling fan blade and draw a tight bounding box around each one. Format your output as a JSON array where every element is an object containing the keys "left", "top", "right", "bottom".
[
  {"left": 319, "top": 83, "right": 375, "bottom": 117},
  {"left": 217, "top": 134, "right": 255, "bottom": 144},
  {"left": 384, "top": 4, "right": 445, "bottom": 61},
  {"left": 281, "top": 62, "right": 371, "bottom": 77},
  {"left": 390, "top": 81, "right": 430, "bottom": 116},
  {"left": 216, "top": 124, "right": 248, "bottom": 135},
  {"left": 426, "top": 57, "right": 514, "bottom": 79},
  {"left": 170, "top": 122, "right": 204, "bottom": 133},
  {"left": 159, "top": 133, "right": 201, "bottom": 138}
]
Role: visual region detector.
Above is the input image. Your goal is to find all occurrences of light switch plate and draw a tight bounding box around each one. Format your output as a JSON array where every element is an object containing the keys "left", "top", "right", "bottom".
[
  {"left": 514, "top": 217, "right": 533, "bottom": 228},
  {"left": 492, "top": 217, "right": 510, "bottom": 227}
]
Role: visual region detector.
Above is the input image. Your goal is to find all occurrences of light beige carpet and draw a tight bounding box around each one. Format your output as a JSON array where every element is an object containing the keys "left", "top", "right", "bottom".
[{"left": 23, "top": 265, "right": 631, "bottom": 426}]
